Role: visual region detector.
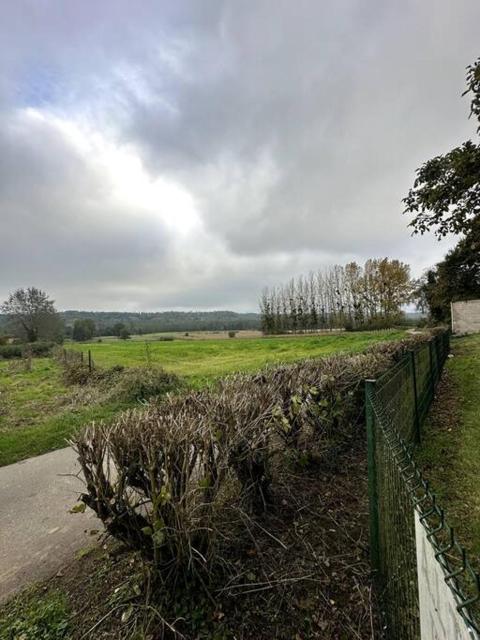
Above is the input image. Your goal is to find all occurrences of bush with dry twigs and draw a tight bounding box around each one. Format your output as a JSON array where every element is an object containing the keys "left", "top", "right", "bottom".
[
  {"left": 73, "top": 332, "right": 437, "bottom": 594},
  {"left": 73, "top": 394, "right": 230, "bottom": 584}
]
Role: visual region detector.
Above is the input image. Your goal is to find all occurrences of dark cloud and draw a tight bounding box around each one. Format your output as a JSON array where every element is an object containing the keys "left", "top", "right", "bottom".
[{"left": 0, "top": 1, "right": 478, "bottom": 310}]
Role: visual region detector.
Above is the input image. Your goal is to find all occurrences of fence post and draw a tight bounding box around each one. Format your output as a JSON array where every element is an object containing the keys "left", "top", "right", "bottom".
[
  {"left": 80, "top": 351, "right": 84, "bottom": 365},
  {"left": 434, "top": 336, "right": 441, "bottom": 381},
  {"left": 428, "top": 339, "right": 436, "bottom": 408},
  {"left": 88, "top": 349, "right": 92, "bottom": 373},
  {"left": 409, "top": 350, "right": 421, "bottom": 444},
  {"left": 366, "top": 379, "right": 380, "bottom": 574},
  {"left": 428, "top": 339, "right": 434, "bottom": 377}
]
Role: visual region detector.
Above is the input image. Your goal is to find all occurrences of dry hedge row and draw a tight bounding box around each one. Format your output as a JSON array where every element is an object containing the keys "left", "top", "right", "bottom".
[{"left": 73, "top": 333, "right": 432, "bottom": 584}]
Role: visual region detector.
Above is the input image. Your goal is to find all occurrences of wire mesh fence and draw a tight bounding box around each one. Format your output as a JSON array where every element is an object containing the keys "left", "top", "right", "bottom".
[
  {"left": 56, "top": 347, "right": 95, "bottom": 372},
  {"left": 366, "top": 331, "right": 480, "bottom": 639}
]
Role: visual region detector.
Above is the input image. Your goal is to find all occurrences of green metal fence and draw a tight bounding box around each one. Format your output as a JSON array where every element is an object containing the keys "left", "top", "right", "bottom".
[{"left": 366, "top": 332, "right": 480, "bottom": 638}]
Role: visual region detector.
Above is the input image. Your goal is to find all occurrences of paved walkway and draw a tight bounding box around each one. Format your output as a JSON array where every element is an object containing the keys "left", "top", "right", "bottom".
[{"left": 0, "top": 447, "right": 100, "bottom": 603}]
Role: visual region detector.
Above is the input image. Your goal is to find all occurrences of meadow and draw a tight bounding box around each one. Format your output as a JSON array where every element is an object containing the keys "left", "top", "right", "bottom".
[
  {"left": 0, "top": 329, "right": 405, "bottom": 466},
  {"left": 70, "top": 329, "right": 406, "bottom": 385}
]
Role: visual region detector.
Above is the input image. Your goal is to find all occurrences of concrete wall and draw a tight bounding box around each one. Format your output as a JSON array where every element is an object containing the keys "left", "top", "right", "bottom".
[
  {"left": 451, "top": 299, "right": 480, "bottom": 334},
  {"left": 415, "top": 510, "right": 478, "bottom": 639}
]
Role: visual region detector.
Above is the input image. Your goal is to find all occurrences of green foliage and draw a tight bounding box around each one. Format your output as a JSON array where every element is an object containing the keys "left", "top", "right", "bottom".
[
  {"left": 260, "top": 259, "right": 412, "bottom": 334},
  {"left": 0, "top": 590, "right": 70, "bottom": 640},
  {"left": 106, "top": 365, "right": 181, "bottom": 402},
  {"left": 0, "top": 356, "right": 127, "bottom": 467},
  {"left": 58, "top": 310, "right": 261, "bottom": 335},
  {"left": 68, "top": 330, "right": 406, "bottom": 385},
  {"left": 416, "top": 334, "right": 480, "bottom": 557},
  {"left": 0, "top": 341, "right": 54, "bottom": 359},
  {"left": 1, "top": 287, "right": 62, "bottom": 343},
  {"left": 0, "top": 344, "right": 28, "bottom": 359},
  {"left": 406, "top": 58, "right": 480, "bottom": 320},
  {"left": 119, "top": 326, "right": 131, "bottom": 340},
  {"left": 72, "top": 318, "right": 95, "bottom": 342},
  {"left": 415, "top": 219, "right": 480, "bottom": 322},
  {"left": 0, "top": 331, "right": 406, "bottom": 467},
  {"left": 404, "top": 57, "right": 480, "bottom": 238}
]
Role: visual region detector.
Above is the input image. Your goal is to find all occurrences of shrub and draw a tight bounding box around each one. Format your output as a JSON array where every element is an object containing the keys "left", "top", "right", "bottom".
[
  {"left": 62, "top": 362, "right": 92, "bottom": 385},
  {"left": 0, "top": 344, "right": 22, "bottom": 359},
  {"left": 106, "top": 366, "right": 181, "bottom": 403},
  {"left": 30, "top": 341, "right": 55, "bottom": 356},
  {"left": 253, "top": 353, "right": 392, "bottom": 466},
  {"left": 74, "top": 330, "right": 443, "bottom": 583},
  {"left": 252, "top": 332, "right": 434, "bottom": 465},
  {"left": 52, "top": 349, "right": 92, "bottom": 385},
  {"left": 228, "top": 331, "right": 236, "bottom": 338},
  {"left": 212, "top": 376, "right": 278, "bottom": 511},
  {"left": 73, "top": 396, "right": 230, "bottom": 581},
  {"left": 0, "top": 341, "right": 54, "bottom": 360}
]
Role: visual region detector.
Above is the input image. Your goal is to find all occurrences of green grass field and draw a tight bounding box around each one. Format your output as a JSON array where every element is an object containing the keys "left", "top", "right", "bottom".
[
  {"left": 71, "top": 330, "right": 405, "bottom": 385},
  {"left": 417, "top": 333, "right": 480, "bottom": 556},
  {"left": 0, "top": 358, "right": 125, "bottom": 467},
  {"left": 0, "top": 330, "right": 405, "bottom": 467}
]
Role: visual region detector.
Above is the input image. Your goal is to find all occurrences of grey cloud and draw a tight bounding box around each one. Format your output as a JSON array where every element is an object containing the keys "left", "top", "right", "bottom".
[
  {"left": 0, "top": 1, "right": 478, "bottom": 310},
  {"left": 125, "top": 1, "right": 480, "bottom": 256}
]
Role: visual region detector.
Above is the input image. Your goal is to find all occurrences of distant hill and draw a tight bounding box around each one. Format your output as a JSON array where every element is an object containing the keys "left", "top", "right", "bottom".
[
  {"left": 0, "top": 310, "right": 261, "bottom": 336},
  {"left": 63, "top": 310, "right": 261, "bottom": 335}
]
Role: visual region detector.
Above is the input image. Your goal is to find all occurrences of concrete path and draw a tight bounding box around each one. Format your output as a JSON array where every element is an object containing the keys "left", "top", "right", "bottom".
[{"left": 0, "top": 447, "right": 100, "bottom": 603}]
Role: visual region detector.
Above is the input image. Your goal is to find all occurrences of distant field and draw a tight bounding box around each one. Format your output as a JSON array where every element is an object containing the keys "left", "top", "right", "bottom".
[
  {"left": 0, "top": 329, "right": 405, "bottom": 466},
  {"left": 71, "top": 329, "right": 406, "bottom": 385},
  {"left": 94, "top": 329, "right": 264, "bottom": 342}
]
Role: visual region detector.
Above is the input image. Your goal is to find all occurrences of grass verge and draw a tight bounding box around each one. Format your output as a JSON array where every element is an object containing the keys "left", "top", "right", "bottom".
[
  {"left": 416, "top": 333, "right": 480, "bottom": 557},
  {"left": 0, "top": 589, "right": 70, "bottom": 640}
]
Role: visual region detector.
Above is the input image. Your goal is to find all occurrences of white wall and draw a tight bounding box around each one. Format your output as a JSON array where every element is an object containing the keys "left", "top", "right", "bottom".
[{"left": 451, "top": 300, "right": 480, "bottom": 335}]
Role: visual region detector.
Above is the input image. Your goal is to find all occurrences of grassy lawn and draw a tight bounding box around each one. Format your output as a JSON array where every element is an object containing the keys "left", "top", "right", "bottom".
[
  {"left": 71, "top": 329, "right": 406, "bottom": 385},
  {"left": 0, "top": 359, "right": 126, "bottom": 467},
  {"left": 417, "top": 333, "right": 480, "bottom": 556},
  {"left": 0, "top": 330, "right": 405, "bottom": 467}
]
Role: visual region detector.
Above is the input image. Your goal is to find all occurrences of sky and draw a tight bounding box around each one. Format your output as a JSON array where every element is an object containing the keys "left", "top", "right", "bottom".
[{"left": 0, "top": 1, "right": 479, "bottom": 312}]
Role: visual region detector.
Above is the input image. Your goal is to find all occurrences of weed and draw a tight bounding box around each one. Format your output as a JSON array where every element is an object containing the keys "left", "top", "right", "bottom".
[{"left": 0, "top": 590, "right": 70, "bottom": 640}]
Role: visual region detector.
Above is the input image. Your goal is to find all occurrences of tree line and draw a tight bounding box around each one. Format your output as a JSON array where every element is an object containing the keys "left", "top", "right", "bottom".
[
  {"left": 259, "top": 258, "right": 412, "bottom": 334},
  {"left": 0, "top": 290, "right": 263, "bottom": 343},
  {"left": 61, "top": 310, "right": 261, "bottom": 337}
]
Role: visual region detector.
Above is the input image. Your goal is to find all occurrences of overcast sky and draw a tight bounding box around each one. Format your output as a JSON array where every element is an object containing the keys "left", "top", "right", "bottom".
[{"left": 0, "top": 1, "right": 479, "bottom": 312}]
